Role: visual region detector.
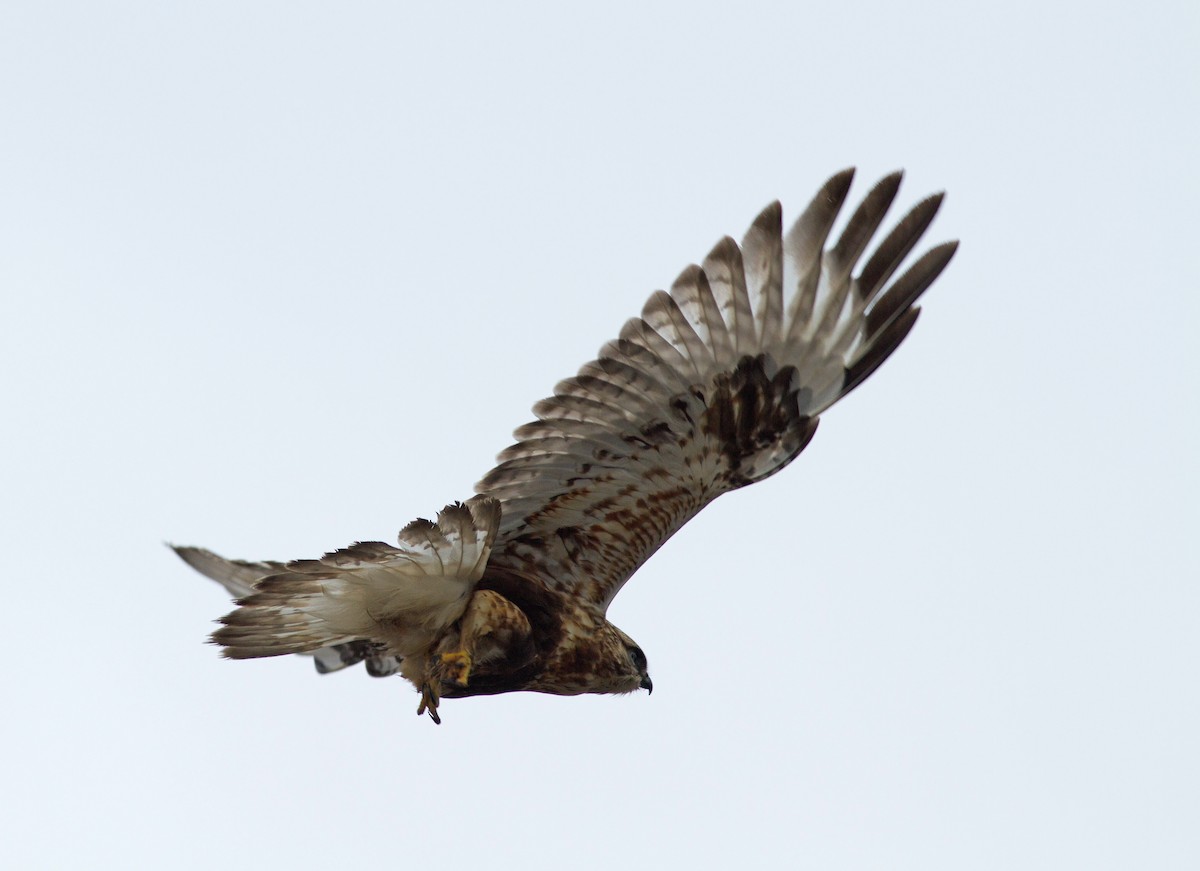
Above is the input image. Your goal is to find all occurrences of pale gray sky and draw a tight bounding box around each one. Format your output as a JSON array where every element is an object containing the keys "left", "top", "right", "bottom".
[{"left": 2, "top": 2, "right": 1197, "bottom": 869}]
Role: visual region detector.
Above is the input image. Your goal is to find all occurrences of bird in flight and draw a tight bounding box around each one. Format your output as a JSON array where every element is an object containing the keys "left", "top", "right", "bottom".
[{"left": 174, "top": 168, "right": 957, "bottom": 724}]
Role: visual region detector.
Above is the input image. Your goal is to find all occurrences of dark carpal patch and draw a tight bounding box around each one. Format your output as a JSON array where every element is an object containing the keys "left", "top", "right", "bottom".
[{"left": 702, "top": 353, "right": 818, "bottom": 487}]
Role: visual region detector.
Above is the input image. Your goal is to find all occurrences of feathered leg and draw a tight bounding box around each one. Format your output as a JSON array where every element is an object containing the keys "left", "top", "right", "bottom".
[{"left": 414, "top": 589, "right": 534, "bottom": 722}]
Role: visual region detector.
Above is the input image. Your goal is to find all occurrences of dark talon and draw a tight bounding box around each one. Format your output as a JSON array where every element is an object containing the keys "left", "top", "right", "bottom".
[{"left": 417, "top": 681, "right": 443, "bottom": 724}]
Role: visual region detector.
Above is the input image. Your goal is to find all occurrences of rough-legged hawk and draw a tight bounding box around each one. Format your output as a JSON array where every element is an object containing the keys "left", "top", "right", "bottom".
[{"left": 174, "top": 168, "right": 957, "bottom": 723}]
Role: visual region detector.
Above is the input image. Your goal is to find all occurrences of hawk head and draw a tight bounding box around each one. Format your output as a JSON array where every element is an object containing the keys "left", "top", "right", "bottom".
[{"left": 600, "top": 624, "right": 653, "bottom": 695}]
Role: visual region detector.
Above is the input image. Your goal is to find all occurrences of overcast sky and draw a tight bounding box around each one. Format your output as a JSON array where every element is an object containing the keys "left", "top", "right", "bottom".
[{"left": 3, "top": 2, "right": 1197, "bottom": 869}]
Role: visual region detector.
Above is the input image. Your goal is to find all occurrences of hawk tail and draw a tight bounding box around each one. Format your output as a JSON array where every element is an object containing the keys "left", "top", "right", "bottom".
[
  {"left": 173, "top": 497, "right": 501, "bottom": 667},
  {"left": 170, "top": 545, "right": 401, "bottom": 675}
]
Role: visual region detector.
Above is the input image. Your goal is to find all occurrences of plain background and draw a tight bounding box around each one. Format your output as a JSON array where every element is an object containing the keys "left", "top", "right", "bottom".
[{"left": 2, "top": 2, "right": 1197, "bottom": 868}]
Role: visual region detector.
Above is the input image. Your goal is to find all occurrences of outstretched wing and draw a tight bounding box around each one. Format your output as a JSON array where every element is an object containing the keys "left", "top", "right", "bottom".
[
  {"left": 477, "top": 169, "right": 956, "bottom": 610},
  {"left": 174, "top": 496, "right": 500, "bottom": 668}
]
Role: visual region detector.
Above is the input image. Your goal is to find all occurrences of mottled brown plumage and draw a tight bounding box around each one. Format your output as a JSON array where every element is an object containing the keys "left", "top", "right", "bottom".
[{"left": 173, "top": 168, "right": 957, "bottom": 723}]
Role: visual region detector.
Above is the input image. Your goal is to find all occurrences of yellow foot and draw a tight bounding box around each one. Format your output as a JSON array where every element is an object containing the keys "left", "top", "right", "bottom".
[
  {"left": 438, "top": 650, "right": 473, "bottom": 688},
  {"left": 416, "top": 682, "right": 442, "bottom": 725}
]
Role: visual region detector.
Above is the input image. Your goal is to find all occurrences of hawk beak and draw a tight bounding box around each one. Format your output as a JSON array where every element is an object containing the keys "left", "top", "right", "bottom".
[{"left": 640, "top": 675, "right": 653, "bottom": 694}]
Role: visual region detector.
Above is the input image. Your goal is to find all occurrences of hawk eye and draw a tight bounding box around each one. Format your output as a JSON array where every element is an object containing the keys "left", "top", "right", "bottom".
[{"left": 628, "top": 646, "right": 648, "bottom": 671}]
